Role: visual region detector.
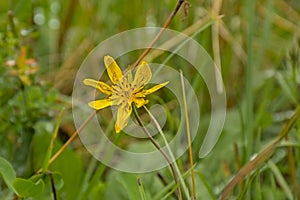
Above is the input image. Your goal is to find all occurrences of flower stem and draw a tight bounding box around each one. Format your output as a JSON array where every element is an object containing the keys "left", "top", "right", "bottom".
[
  {"left": 143, "top": 106, "right": 191, "bottom": 199},
  {"left": 132, "top": 106, "right": 182, "bottom": 200},
  {"left": 37, "top": 110, "right": 97, "bottom": 173},
  {"left": 132, "top": 0, "right": 187, "bottom": 69}
]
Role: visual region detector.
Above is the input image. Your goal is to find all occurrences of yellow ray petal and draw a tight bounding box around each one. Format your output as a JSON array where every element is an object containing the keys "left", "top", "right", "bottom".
[
  {"left": 115, "top": 103, "right": 132, "bottom": 133},
  {"left": 88, "top": 99, "right": 112, "bottom": 110},
  {"left": 132, "top": 61, "right": 152, "bottom": 89},
  {"left": 133, "top": 91, "right": 146, "bottom": 98},
  {"left": 83, "top": 78, "right": 112, "bottom": 95},
  {"left": 127, "top": 65, "right": 133, "bottom": 82},
  {"left": 104, "top": 56, "right": 123, "bottom": 84},
  {"left": 133, "top": 97, "right": 148, "bottom": 108},
  {"left": 143, "top": 81, "right": 169, "bottom": 95}
]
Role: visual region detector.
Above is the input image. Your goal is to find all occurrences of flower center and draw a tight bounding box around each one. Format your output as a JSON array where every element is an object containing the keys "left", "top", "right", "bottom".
[{"left": 111, "top": 76, "right": 135, "bottom": 105}]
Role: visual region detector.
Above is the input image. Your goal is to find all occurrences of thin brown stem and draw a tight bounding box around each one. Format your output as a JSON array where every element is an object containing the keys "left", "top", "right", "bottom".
[
  {"left": 132, "top": 0, "right": 186, "bottom": 69},
  {"left": 49, "top": 110, "right": 96, "bottom": 163},
  {"left": 157, "top": 172, "right": 168, "bottom": 186},
  {"left": 132, "top": 107, "right": 182, "bottom": 200},
  {"left": 37, "top": 111, "right": 97, "bottom": 173}
]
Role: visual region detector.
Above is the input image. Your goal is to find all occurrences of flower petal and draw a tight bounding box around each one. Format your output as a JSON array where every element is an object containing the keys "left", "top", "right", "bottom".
[
  {"left": 132, "top": 61, "right": 152, "bottom": 89},
  {"left": 143, "top": 81, "right": 169, "bottom": 95},
  {"left": 134, "top": 91, "right": 146, "bottom": 98},
  {"left": 88, "top": 99, "right": 112, "bottom": 110},
  {"left": 115, "top": 103, "right": 132, "bottom": 133},
  {"left": 83, "top": 78, "right": 112, "bottom": 95},
  {"left": 104, "top": 55, "right": 123, "bottom": 84},
  {"left": 133, "top": 97, "right": 148, "bottom": 108}
]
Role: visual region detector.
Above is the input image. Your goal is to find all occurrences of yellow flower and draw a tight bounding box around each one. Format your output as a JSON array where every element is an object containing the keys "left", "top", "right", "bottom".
[{"left": 84, "top": 55, "right": 169, "bottom": 133}]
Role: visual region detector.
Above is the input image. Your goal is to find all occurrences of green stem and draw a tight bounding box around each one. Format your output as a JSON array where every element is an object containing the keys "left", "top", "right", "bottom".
[
  {"left": 143, "top": 106, "right": 191, "bottom": 199},
  {"left": 132, "top": 106, "right": 182, "bottom": 200},
  {"left": 137, "top": 177, "right": 147, "bottom": 200}
]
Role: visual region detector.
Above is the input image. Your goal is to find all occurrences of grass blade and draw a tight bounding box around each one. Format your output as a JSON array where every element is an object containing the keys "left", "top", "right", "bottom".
[
  {"left": 268, "top": 160, "right": 293, "bottom": 200},
  {"left": 41, "top": 108, "right": 64, "bottom": 173}
]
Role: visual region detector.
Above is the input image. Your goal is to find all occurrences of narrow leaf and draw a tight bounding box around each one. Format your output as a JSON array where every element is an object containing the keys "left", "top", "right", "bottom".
[{"left": 268, "top": 160, "right": 293, "bottom": 200}]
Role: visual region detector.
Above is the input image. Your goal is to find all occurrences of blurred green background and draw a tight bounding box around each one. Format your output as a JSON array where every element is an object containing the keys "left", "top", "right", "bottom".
[{"left": 0, "top": 0, "right": 300, "bottom": 199}]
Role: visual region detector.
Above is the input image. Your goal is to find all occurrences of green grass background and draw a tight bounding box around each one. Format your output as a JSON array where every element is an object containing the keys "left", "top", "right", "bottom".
[{"left": 0, "top": 0, "right": 300, "bottom": 199}]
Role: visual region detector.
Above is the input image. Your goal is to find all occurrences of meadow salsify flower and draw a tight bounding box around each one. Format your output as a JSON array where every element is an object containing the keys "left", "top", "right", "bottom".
[{"left": 84, "top": 55, "right": 169, "bottom": 133}]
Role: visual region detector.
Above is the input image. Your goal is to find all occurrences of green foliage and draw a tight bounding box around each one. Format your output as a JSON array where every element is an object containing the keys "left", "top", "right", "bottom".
[
  {"left": 0, "top": 0, "right": 300, "bottom": 199},
  {"left": 0, "top": 156, "right": 16, "bottom": 192},
  {"left": 105, "top": 173, "right": 141, "bottom": 200},
  {"left": 13, "top": 178, "right": 44, "bottom": 198},
  {"left": 0, "top": 156, "right": 65, "bottom": 199},
  {"left": 31, "top": 122, "right": 84, "bottom": 199},
  {"left": 41, "top": 109, "right": 64, "bottom": 173}
]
